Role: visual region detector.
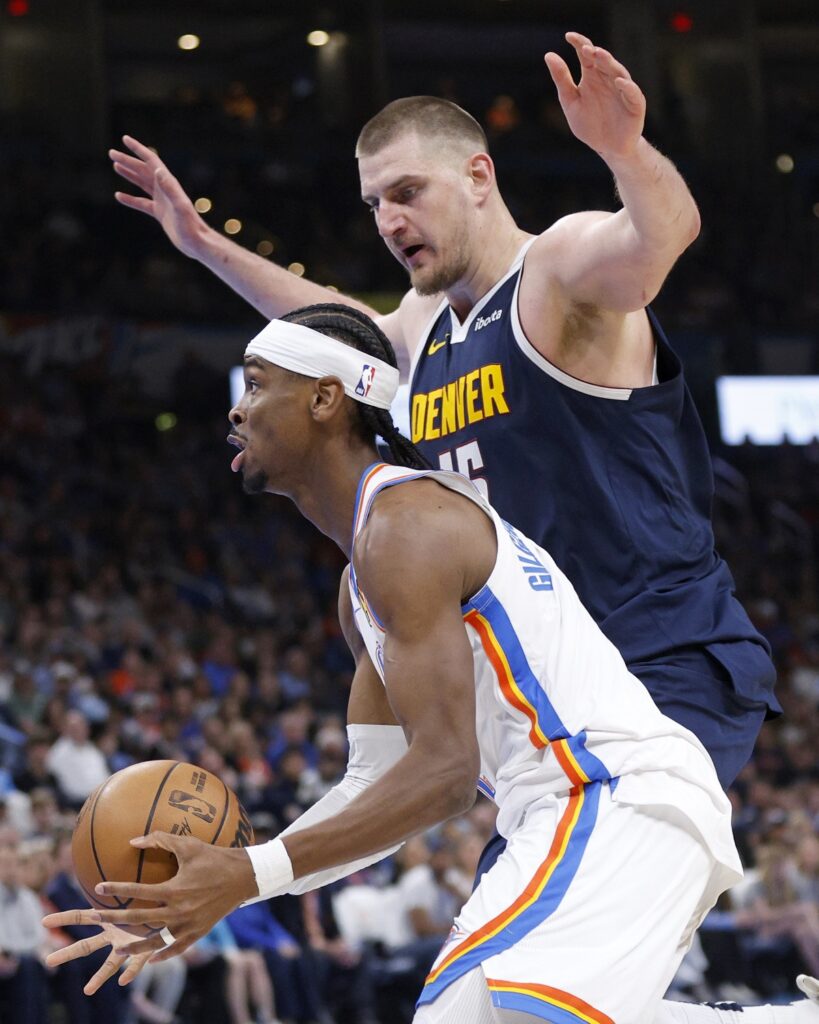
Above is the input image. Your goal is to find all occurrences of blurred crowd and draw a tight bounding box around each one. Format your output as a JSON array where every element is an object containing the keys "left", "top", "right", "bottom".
[
  {"left": 0, "top": 318, "right": 817, "bottom": 1022},
  {"left": 1, "top": 65, "right": 816, "bottom": 343}
]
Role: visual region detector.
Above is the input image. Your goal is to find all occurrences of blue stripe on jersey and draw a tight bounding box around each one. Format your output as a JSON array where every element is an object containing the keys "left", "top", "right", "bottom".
[
  {"left": 464, "top": 585, "right": 611, "bottom": 783},
  {"left": 418, "top": 781, "right": 601, "bottom": 1006}
]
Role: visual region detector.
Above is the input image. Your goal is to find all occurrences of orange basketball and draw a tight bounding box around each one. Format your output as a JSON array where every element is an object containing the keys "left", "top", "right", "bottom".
[{"left": 72, "top": 760, "right": 254, "bottom": 936}]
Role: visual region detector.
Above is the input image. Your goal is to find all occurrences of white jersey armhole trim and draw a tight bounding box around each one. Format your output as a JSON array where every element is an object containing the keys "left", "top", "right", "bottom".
[{"left": 510, "top": 270, "right": 635, "bottom": 401}]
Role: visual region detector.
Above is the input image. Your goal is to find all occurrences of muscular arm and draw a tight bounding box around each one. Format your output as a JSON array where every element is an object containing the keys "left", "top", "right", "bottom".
[
  {"left": 537, "top": 33, "right": 700, "bottom": 314},
  {"left": 280, "top": 502, "right": 482, "bottom": 879}
]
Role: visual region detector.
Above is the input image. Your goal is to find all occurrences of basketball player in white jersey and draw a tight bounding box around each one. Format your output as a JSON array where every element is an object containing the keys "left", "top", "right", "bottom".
[{"left": 42, "top": 308, "right": 818, "bottom": 1024}]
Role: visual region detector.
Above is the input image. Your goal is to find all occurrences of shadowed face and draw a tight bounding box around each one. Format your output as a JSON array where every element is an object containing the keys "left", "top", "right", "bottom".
[
  {"left": 227, "top": 356, "right": 313, "bottom": 496},
  {"left": 358, "top": 132, "right": 477, "bottom": 297}
]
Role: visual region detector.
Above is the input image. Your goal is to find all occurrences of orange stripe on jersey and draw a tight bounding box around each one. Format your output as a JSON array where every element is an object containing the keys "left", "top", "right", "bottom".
[
  {"left": 553, "top": 739, "right": 591, "bottom": 787},
  {"left": 353, "top": 464, "right": 390, "bottom": 536},
  {"left": 464, "top": 608, "right": 549, "bottom": 749},
  {"left": 487, "top": 980, "right": 614, "bottom": 1024},
  {"left": 425, "top": 785, "right": 584, "bottom": 985}
]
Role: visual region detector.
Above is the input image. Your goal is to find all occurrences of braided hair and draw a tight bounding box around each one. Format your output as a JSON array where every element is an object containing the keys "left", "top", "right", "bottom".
[{"left": 280, "top": 303, "right": 430, "bottom": 470}]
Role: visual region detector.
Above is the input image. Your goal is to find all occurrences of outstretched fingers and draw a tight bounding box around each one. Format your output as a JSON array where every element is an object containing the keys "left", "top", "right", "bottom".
[
  {"left": 120, "top": 952, "right": 154, "bottom": 986},
  {"left": 45, "top": 931, "right": 110, "bottom": 969},
  {"left": 544, "top": 52, "right": 579, "bottom": 104},
  {"left": 590, "top": 46, "right": 631, "bottom": 82},
  {"left": 84, "top": 950, "right": 126, "bottom": 995},
  {"left": 614, "top": 77, "right": 644, "bottom": 111},
  {"left": 121, "top": 135, "right": 158, "bottom": 161},
  {"left": 111, "top": 161, "right": 150, "bottom": 191},
  {"left": 113, "top": 192, "right": 155, "bottom": 215},
  {"left": 42, "top": 908, "right": 102, "bottom": 930}
]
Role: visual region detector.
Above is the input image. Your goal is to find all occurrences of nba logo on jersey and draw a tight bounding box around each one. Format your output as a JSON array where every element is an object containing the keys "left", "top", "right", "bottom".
[{"left": 356, "top": 365, "right": 376, "bottom": 398}]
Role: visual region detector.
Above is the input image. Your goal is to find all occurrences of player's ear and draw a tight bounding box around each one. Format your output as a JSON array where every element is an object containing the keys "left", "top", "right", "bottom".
[
  {"left": 467, "top": 152, "right": 494, "bottom": 203},
  {"left": 312, "top": 376, "right": 347, "bottom": 423}
]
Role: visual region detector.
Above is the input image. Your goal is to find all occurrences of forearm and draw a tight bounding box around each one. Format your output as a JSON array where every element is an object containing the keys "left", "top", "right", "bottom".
[
  {"left": 189, "top": 221, "right": 379, "bottom": 321},
  {"left": 243, "top": 723, "right": 407, "bottom": 902},
  {"left": 245, "top": 744, "right": 474, "bottom": 902},
  {"left": 605, "top": 137, "right": 700, "bottom": 253},
  {"left": 283, "top": 744, "right": 473, "bottom": 879}
]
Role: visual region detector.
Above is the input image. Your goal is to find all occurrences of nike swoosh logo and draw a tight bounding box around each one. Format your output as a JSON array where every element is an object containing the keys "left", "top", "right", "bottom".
[{"left": 427, "top": 337, "right": 447, "bottom": 356}]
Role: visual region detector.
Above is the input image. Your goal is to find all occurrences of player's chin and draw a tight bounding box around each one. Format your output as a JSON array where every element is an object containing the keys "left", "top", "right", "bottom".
[
  {"left": 241, "top": 465, "right": 269, "bottom": 495},
  {"left": 410, "top": 267, "right": 439, "bottom": 296}
]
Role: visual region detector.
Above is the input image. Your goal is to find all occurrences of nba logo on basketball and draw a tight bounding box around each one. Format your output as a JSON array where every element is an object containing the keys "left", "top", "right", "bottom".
[{"left": 356, "top": 365, "right": 376, "bottom": 398}]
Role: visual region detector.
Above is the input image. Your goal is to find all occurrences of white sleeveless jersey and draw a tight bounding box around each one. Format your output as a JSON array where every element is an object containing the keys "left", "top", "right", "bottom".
[{"left": 348, "top": 463, "right": 740, "bottom": 875}]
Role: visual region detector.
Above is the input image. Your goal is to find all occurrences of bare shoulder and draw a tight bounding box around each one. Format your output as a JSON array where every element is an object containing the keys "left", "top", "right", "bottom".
[
  {"left": 353, "top": 479, "right": 495, "bottom": 621},
  {"left": 528, "top": 211, "right": 614, "bottom": 262},
  {"left": 356, "top": 479, "right": 465, "bottom": 569}
]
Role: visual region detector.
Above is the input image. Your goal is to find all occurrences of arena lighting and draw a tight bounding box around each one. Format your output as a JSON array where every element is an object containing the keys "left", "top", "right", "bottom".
[
  {"left": 670, "top": 11, "right": 694, "bottom": 33},
  {"left": 177, "top": 34, "right": 200, "bottom": 51},
  {"left": 155, "top": 413, "right": 178, "bottom": 432},
  {"left": 716, "top": 377, "right": 819, "bottom": 445},
  {"left": 6, "top": 0, "right": 29, "bottom": 15},
  {"left": 256, "top": 240, "right": 274, "bottom": 256},
  {"left": 306, "top": 29, "right": 330, "bottom": 47},
  {"left": 224, "top": 218, "right": 242, "bottom": 235},
  {"left": 776, "top": 154, "right": 795, "bottom": 174},
  {"left": 194, "top": 197, "right": 212, "bottom": 213},
  {"left": 287, "top": 262, "right": 306, "bottom": 276}
]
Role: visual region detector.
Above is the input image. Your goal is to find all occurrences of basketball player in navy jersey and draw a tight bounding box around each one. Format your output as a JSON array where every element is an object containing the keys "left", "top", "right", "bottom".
[
  {"left": 44, "top": 309, "right": 813, "bottom": 1023},
  {"left": 109, "top": 29, "right": 777, "bottom": 790}
]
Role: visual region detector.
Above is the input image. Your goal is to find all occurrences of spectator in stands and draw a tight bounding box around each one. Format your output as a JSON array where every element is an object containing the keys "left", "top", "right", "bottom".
[
  {"left": 129, "top": 958, "right": 188, "bottom": 1024},
  {"left": 226, "top": 899, "right": 327, "bottom": 1024},
  {"left": 191, "top": 918, "right": 281, "bottom": 1024},
  {"left": 46, "top": 709, "right": 108, "bottom": 810},
  {"left": 0, "top": 842, "right": 49, "bottom": 1024},
  {"left": 12, "top": 732, "right": 60, "bottom": 796},
  {"left": 733, "top": 842, "right": 819, "bottom": 977},
  {"left": 45, "top": 831, "right": 127, "bottom": 1024}
]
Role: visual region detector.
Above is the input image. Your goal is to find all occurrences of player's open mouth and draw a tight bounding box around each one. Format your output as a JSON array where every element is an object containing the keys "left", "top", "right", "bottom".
[
  {"left": 227, "top": 432, "right": 247, "bottom": 473},
  {"left": 402, "top": 244, "right": 425, "bottom": 266}
]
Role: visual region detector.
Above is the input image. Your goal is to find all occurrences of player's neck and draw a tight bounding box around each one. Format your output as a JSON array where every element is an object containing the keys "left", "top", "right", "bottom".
[
  {"left": 446, "top": 214, "right": 530, "bottom": 323},
  {"left": 288, "top": 443, "right": 378, "bottom": 558}
]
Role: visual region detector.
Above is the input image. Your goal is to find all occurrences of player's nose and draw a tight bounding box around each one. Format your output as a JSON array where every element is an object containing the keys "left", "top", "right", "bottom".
[{"left": 375, "top": 200, "right": 406, "bottom": 239}]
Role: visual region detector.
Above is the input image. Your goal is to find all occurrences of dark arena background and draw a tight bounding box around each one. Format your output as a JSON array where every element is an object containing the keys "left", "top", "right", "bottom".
[{"left": 0, "top": 1, "right": 818, "bottom": 1022}]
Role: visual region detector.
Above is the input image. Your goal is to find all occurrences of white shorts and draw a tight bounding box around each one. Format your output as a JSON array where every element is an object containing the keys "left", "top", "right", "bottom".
[{"left": 416, "top": 780, "right": 728, "bottom": 1024}]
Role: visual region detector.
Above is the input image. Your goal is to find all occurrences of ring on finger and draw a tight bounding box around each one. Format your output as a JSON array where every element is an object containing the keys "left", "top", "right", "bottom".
[{"left": 159, "top": 927, "right": 176, "bottom": 947}]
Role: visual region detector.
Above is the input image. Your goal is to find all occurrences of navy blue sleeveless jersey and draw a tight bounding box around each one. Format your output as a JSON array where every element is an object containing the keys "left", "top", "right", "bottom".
[{"left": 409, "top": 248, "right": 778, "bottom": 783}]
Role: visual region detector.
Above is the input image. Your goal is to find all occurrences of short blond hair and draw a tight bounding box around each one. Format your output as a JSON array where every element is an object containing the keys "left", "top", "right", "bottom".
[{"left": 356, "top": 96, "right": 488, "bottom": 158}]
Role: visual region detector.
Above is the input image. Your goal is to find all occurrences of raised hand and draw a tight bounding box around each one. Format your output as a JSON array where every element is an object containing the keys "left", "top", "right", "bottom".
[
  {"left": 42, "top": 918, "right": 154, "bottom": 992},
  {"left": 544, "top": 31, "right": 646, "bottom": 161},
  {"left": 108, "top": 136, "right": 209, "bottom": 258}
]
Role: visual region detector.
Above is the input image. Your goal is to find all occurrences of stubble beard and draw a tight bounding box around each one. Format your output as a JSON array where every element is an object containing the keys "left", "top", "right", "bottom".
[{"left": 410, "top": 235, "right": 471, "bottom": 297}]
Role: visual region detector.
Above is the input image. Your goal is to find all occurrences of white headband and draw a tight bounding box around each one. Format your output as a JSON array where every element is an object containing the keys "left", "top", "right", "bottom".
[{"left": 245, "top": 320, "right": 399, "bottom": 411}]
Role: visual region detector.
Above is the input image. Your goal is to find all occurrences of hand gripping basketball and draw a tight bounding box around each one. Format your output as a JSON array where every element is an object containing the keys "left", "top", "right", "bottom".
[
  {"left": 43, "top": 830, "right": 260, "bottom": 985},
  {"left": 90, "top": 830, "right": 260, "bottom": 961}
]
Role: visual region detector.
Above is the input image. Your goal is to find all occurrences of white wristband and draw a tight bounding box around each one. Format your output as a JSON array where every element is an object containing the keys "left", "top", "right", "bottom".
[{"left": 245, "top": 837, "right": 295, "bottom": 900}]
